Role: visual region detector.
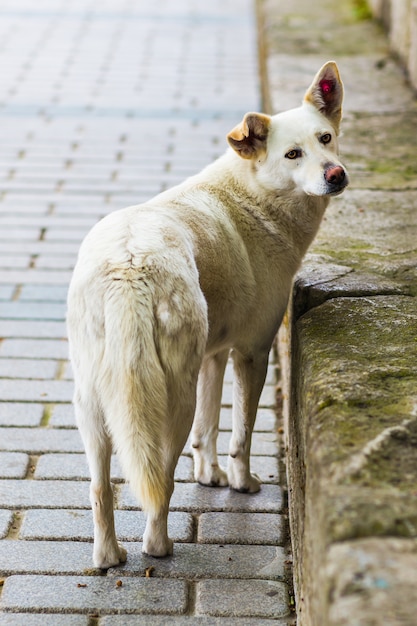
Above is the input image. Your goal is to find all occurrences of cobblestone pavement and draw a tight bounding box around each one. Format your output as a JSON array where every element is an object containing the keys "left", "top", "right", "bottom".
[{"left": 0, "top": 0, "right": 291, "bottom": 623}]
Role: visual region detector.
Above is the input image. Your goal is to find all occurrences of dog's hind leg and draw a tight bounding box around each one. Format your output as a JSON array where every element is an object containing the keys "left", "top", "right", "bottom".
[
  {"left": 227, "top": 349, "right": 270, "bottom": 493},
  {"left": 142, "top": 355, "right": 202, "bottom": 556},
  {"left": 191, "top": 350, "right": 229, "bottom": 487},
  {"left": 74, "top": 391, "right": 127, "bottom": 569}
]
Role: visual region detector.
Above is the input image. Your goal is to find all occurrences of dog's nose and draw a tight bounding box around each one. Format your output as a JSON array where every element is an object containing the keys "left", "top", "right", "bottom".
[{"left": 325, "top": 165, "right": 345, "bottom": 186}]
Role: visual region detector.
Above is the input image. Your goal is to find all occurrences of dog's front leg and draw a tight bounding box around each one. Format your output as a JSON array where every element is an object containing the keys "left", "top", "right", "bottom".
[
  {"left": 228, "top": 349, "right": 270, "bottom": 493},
  {"left": 191, "top": 350, "right": 229, "bottom": 487}
]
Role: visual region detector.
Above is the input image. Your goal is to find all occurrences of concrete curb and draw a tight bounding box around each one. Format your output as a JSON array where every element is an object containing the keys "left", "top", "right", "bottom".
[{"left": 261, "top": 0, "right": 417, "bottom": 624}]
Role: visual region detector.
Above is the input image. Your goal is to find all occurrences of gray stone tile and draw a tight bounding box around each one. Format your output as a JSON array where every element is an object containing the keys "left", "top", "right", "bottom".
[
  {"left": 0, "top": 270, "right": 72, "bottom": 285},
  {"left": 224, "top": 362, "right": 277, "bottom": 386},
  {"left": 0, "top": 428, "right": 84, "bottom": 453},
  {"left": 21, "top": 509, "right": 194, "bottom": 543},
  {"left": 196, "top": 579, "right": 289, "bottom": 618},
  {"left": 221, "top": 383, "right": 276, "bottom": 409},
  {"left": 0, "top": 403, "right": 43, "bottom": 427},
  {"left": 35, "top": 452, "right": 193, "bottom": 482},
  {"left": 198, "top": 513, "right": 284, "bottom": 545},
  {"left": 106, "top": 544, "right": 285, "bottom": 581},
  {"left": 49, "top": 403, "right": 76, "bottom": 427},
  {"left": 0, "top": 321, "right": 67, "bottom": 339},
  {"left": 217, "top": 455, "right": 280, "bottom": 484},
  {"left": 19, "top": 285, "right": 68, "bottom": 302},
  {"left": 0, "top": 379, "right": 73, "bottom": 402},
  {"left": 0, "top": 358, "right": 58, "bottom": 379},
  {"left": 219, "top": 407, "right": 278, "bottom": 432},
  {"left": 0, "top": 479, "right": 90, "bottom": 509},
  {"left": 121, "top": 482, "right": 282, "bottom": 513},
  {"left": 34, "top": 453, "right": 93, "bottom": 480},
  {"left": 0, "top": 285, "right": 14, "bottom": 300},
  {"left": 0, "top": 575, "right": 188, "bottom": 615},
  {"left": 0, "top": 302, "right": 66, "bottom": 320},
  {"left": 0, "top": 615, "right": 88, "bottom": 625},
  {"left": 0, "top": 452, "right": 29, "bottom": 478},
  {"left": 205, "top": 432, "right": 279, "bottom": 457},
  {"left": 0, "top": 509, "right": 13, "bottom": 538},
  {"left": 0, "top": 339, "right": 69, "bottom": 360},
  {"left": 0, "top": 540, "right": 93, "bottom": 575},
  {"left": 101, "top": 617, "right": 283, "bottom": 625}
]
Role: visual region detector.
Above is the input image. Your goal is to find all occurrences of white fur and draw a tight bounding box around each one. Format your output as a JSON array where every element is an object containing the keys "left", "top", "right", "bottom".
[{"left": 67, "top": 62, "right": 348, "bottom": 567}]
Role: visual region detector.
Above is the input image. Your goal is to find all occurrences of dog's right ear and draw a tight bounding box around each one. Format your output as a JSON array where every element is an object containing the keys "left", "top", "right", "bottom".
[{"left": 227, "top": 113, "right": 271, "bottom": 159}]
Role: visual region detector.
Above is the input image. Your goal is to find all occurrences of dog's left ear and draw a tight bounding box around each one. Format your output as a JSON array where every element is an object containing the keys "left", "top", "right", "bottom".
[
  {"left": 304, "top": 61, "right": 344, "bottom": 133},
  {"left": 227, "top": 112, "right": 271, "bottom": 159}
]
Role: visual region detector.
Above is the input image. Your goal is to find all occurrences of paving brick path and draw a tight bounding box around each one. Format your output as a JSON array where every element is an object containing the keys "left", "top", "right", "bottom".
[{"left": 0, "top": 0, "right": 290, "bottom": 623}]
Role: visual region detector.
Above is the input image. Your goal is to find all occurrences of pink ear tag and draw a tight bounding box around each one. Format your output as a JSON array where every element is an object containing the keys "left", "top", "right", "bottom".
[{"left": 320, "top": 79, "right": 333, "bottom": 94}]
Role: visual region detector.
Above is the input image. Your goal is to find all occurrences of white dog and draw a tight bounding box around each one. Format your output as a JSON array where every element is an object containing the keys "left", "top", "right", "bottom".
[{"left": 67, "top": 61, "right": 348, "bottom": 568}]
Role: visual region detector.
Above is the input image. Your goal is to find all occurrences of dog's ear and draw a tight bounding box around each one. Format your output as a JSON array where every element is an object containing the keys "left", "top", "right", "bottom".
[
  {"left": 227, "top": 113, "right": 271, "bottom": 159},
  {"left": 304, "top": 61, "right": 343, "bottom": 132}
]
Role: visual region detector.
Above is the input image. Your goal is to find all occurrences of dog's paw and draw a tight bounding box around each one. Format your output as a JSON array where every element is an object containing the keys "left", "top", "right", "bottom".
[
  {"left": 142, "top": 536, "right": 174, "bottom": 558},
  {"left": 196, "top": 463, "right": 228, "bottom": 488},
  {"left": 93, "top": 542, "right": 127, "bottom": 570},
  {"left": 228, "top": 467, "right": 261, "bottom": 494}
]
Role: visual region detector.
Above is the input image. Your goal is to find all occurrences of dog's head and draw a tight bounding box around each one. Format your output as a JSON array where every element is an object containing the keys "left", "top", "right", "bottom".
[{"left": 227, "top": 61, "right": 349, "bottom": 197}]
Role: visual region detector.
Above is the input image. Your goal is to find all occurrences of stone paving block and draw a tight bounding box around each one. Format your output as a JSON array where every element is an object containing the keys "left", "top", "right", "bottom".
[
  {"left": 0, "top": 479, "right": 90, "bottom": 509},
  {"left": 0, "top": 509, "right": 13, "bottom": 538},
  {"left": 36, "top": 255, "right": 77, "bottom": 270},
  {"left": 34, "top": 452, "right": 192, "bottom": 482},
  {"left": 0, "top": 358, "right": 57, "bottom": 379},
  {"left": 0, "top": 428, "right": 83, "bottom": 453},
  {"left": 0, "top": 239, "right": 80, "bottom": 255},
  {"left": 0, "top": 615, "right": 89, "bottom": 626},
  {"left": 0, "top": 575, "right": 188, "bottom": 615},
  {"left": 0, "top": 377, "right": 73, "bottom": 403},
  {"left": 212, "top": 432, "right": 279, "bottom": 456},
  {"left": 21, "top": 509, "right": 194, "bottom": 543},
  {"left": 0, "top": 285, "right": 14, "bottom": 300},
  {"left": 0, "top": 403, "right": 43, "bottom": 427},
  {"left": 196, "top": 579, "right": 289, "bottom": 619},
  {"left": 219, "top": 407, "right": 277, "bottom": 432},
  {"left": 101, "top": 617, "right": 284, "bottom": 625},
  {"left": 105, "top": 543, "right": 285, "bottom": 581},
  {"left": 217, "top": 455, "right": 280, "bottom": 484},
  {"left": 0, "top": 255, "right": 31, "bottom": 270},
  {"left": 34, "top": 453, "right": 90, "bottom": 480},
  {"left": 121, "top": 482, "right": 282, "bottom": 514},
  {"left": 48, "top": 404, "right": 76, "bottom": 427},
  {"left": 0, "top": 302, "right": 66, "bottom": 320},
  {"left": 0, "top": 338, "right": 69, "bottom": 359},
  {"left": 0, "top": 320, "right": 66, "bottom": 339},
  {"left": 0, "top": 452, "right": 29, "bottom": 478},
  {"left": 19, "top": 284, "right": 68, "bottom": 302},
  {"left": 19, "top": 285, "right": 68, "bottom": 302},
  {"left": 198, "top": 512, "right": 283, "bottom": 545},
  {"left": 221, "top": 383, "right": 276, "bottom": 408},
  {"left": 0, "top": 541, "right": 93, "bottom": 575},
  {"left": 224, "top": 362, "right": 277, "bottom": 386},
  {"left": 0, "top": 270, "right": 73, "bottom": 285}
]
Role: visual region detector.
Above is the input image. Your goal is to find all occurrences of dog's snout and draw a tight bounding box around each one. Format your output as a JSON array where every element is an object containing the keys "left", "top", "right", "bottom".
[{"left": 325, "top": 165, "right": 345, "bottom": 186}]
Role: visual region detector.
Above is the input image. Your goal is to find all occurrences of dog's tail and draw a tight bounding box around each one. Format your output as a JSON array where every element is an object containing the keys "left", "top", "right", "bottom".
[
  {"left": 98, "top": 278, "right": 171, "bottom": 516},
  {"left": 98, "top": 271, "right": 207, "bottom": 516}
]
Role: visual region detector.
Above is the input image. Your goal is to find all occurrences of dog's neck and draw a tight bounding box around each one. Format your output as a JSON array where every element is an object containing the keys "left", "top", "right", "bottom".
[{"left": 203, "top": 152, "right": 329, "bottom": 257}]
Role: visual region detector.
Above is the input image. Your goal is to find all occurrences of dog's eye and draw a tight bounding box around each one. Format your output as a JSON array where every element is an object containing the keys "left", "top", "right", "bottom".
[
  {"left": 320, "top": 133, "right": 332, "bottom": 144},
  {"left": 285, "top": 149, "right": 301, "bottom": 159}
]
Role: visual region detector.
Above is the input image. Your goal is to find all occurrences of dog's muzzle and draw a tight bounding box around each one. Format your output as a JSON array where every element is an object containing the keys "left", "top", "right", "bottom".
[{"left": 324, "top": 164, "right": 348, "bottom": 194}]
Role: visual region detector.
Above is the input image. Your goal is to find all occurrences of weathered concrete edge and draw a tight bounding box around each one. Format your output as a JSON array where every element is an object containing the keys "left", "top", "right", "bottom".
[
  {"left": 369, "top": 0, "right": 417, "bottom": 91},
  {"left": 278, "top": 291, "right": 417, "bottom": 626}
]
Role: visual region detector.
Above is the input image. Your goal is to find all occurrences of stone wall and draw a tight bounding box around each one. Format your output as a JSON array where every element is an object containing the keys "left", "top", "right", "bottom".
[
  {"left": 369, "top": 0, "right": 417, "bottom": 90},
  {"left": 261, "top": 0, "right": 417, "bottom": 623}
]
